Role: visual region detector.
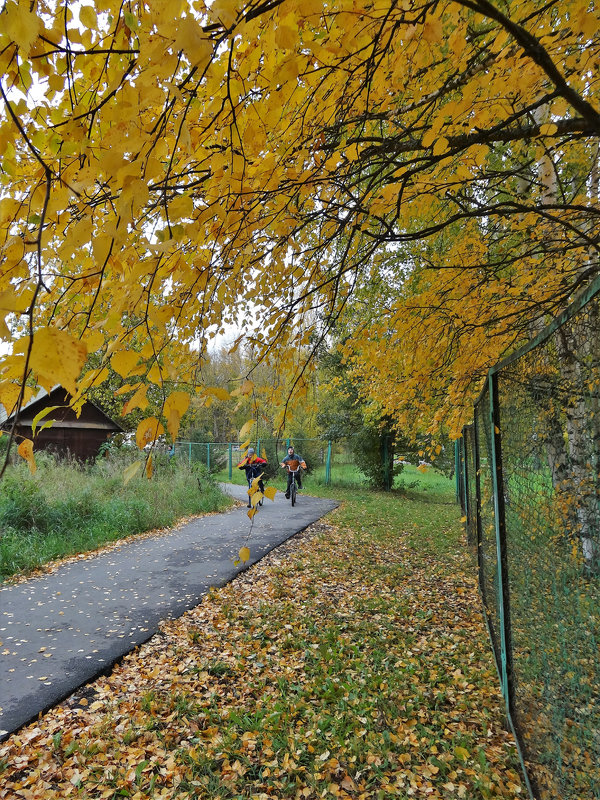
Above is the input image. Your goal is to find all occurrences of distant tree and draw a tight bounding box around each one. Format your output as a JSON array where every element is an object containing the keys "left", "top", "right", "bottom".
[{"left": 317, "top": 348, "right": 414, "bottom": 490}]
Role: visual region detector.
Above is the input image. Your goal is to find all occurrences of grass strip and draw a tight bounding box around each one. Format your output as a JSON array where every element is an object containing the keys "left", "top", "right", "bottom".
[{"left": 0, "top": 486, "right": 526, "bottom": 799}]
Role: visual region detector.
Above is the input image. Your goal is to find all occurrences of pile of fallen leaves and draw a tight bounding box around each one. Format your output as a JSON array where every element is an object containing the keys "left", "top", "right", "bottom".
[{"left": 0, "top": 515, "right": 525, "bottom": 799}]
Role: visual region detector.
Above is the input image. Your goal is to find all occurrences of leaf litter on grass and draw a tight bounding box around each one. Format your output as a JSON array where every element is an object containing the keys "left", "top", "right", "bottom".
[{"left": 0, "top": 517, "right": 525, "bottom": 799}]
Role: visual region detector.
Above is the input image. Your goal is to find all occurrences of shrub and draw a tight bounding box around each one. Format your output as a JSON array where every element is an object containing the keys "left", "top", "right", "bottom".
[
  {"left": 350, "top": 427, "right": 403, "bottom": 490},
  {"left": 0, "top": 476, "right": 49, "bottom": 533}
]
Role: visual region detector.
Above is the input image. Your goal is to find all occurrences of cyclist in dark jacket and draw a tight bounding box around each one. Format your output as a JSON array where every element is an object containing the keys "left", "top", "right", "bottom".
[{"left": 280, "top": 446, "right": 307, "bottom": 498}]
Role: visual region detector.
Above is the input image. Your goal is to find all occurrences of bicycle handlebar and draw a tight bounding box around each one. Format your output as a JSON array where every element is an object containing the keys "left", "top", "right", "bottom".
[{"left": 281, "top": 460, "right": 303, "bottom": 471}]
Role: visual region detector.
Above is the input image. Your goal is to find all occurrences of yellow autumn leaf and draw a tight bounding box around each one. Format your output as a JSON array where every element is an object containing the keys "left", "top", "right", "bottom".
[
  {"left": 147, "top": 362, "right": 163, "bottom": 385},
  {"left": 421, "top": 129, "right": 437, "bottom": 148},
  {"left": 247, "top": 507, "right": 257, "bottom": 520},
  {"left": 123, "top": 384, "right": 149, "bottom": 416},
  {"left": 0, "top": 316, "right": 10, "bottom": 341},
  {"left": 239, "top": 546, "right": 250, "bottom": 562},
  {"left": 135, "top": 417, "right": 165, "bottom": 449},
  {"left": 169, "top": 195, "right": 194, "bottom": 220},
  {"left": 123, "top": 460, "right": 142, "bottom": 485},
  {"left": 76, "top": 366, "right": 110, "bottom": 398},
  {"left": 79, "top": 5, "right": 97, "bottom": 29},
  {"left": 264, "top": 486, "right": 278, "bottom": 501},
  {"left": 0, "top": 381, "right": 21, "bottom": 418},
  {"left": 454, "top": 747, "right": 470, "bottom": 761},
  {"left": 206, "top": 386, "right": 230, "bottom": 401},
  {"left": 116, "top": 383, "right": 136, "bottom": 396},
  {"left": 164, "top": 391, "right": 191, "bottom": 441},
  {"left": 211, "top": 0, "right": 238, "bottom": 28},
  {"left": 175, "top": 20, "right": 213, "bottom": 68},
  {"left": 423, "top": 16, "right": 443, "bottom": 43},
  {"left": 432, "top": 137, "right": 449, "bottom": 157},
  {"left": 18, "top": 438, "right": 36, "bottom": 474},
  {"left": 4, "top": 1, "right": 43, "bottom": 55},
  {"left": 275, "top": 23, "right": 297, "bottom": 50},
  {"left": 111, "top": 350, "right": 141, "bottom": 379},
  {"left": 31, "top": 405, "right": 59, "bottom": 436},
  {"left": 82, "top": 330, "right": 105, "bottom": 353},
  {"left": 25, "top": 328, "right": 88, "bottom": 397},
  {"left": 239, "top": 419, "right": 254, "bottom": 440},
  {"left": 251, "top": 492, "right": 263, "bottom": 507},
  {"left": 92, "top": 234, "right": 113, "bottom": 267},
  {"left": 0, "top": 286, "right": 32, "bottom": 315}
]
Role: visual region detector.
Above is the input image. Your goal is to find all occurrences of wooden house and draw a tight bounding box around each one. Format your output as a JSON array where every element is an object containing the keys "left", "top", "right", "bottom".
[{"left": 0, "top": 386, "right": 124, "bottom": 461}]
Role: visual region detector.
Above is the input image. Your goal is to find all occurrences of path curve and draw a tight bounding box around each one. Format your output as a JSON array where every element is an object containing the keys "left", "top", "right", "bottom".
[{"left": 0, "top": 483, "right": 337, "bottom": 740}]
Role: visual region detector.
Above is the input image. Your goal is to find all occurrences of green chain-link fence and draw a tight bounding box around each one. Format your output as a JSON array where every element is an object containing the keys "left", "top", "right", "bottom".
[
  {"left": 172, "top": 438, "right": 355, "bottom": 486},
  {"left": 459, "top": 277, "right": 600, "bottom": 799}
]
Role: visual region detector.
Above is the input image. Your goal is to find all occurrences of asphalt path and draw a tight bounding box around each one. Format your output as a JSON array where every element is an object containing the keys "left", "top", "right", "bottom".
[{"left": 0, "top": 482, "right": 338, "bottom": 741}]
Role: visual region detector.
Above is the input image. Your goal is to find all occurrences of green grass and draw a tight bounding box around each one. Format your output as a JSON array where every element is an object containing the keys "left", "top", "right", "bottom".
[
  {"left": 216, "top": 459, "right": 456, "bottom": 496},
  {"left": 306, "top": 467, "right": 460, "bottom": 559},
  {"left": 0, "top": 451, "right": 232, "bottom": 582}
]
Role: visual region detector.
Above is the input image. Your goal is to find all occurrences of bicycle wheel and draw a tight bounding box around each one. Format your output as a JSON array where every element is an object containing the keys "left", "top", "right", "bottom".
[{"left": 291, "top": 480, "right": 297, "bottom": 506}]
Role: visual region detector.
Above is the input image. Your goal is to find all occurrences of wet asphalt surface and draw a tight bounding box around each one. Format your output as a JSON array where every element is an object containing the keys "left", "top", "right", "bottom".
[{"left": 0, "top": 483, "right": 338, "bottom": 741}]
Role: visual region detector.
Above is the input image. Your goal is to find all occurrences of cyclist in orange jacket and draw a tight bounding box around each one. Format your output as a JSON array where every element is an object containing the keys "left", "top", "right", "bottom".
[{"left": 238, "top": 448, "right": 268, "bottom": 507}]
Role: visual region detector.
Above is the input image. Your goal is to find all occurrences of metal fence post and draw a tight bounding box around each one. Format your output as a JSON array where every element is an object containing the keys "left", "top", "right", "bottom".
[
  {"left": 473, "top": 415, "right": 484, "bottom": 590},
  {"left": 488, "top": 372, "right": 514, "bottom": 715},
  {"left": 455, "top": 439, "right": 461, "bottom": 503},
  {"left": 228, "top": 443, "right": 233, "bottom": 480},
  {"left": 188, "top": 441, "right": 192, "bottom": 469},
  {"left": 462, "top": 433, "right": 469, "bottom": 526},
  {"left": 383, "top": 435, "right": 390, "bottom": 490},
  {"left": 207, "top": 442, "right": 210, "bottom": 472},
  {"left": 326, "top": 440, "right": 332, "bottom": 485}
]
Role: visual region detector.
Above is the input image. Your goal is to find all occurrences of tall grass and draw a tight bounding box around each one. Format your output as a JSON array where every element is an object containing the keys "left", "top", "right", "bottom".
[{"left": 0, "top": 450, "right": 232, "bottom": 582}]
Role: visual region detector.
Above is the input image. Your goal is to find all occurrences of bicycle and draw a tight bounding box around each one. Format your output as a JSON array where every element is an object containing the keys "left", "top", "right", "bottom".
[
  {"left": 246, "top": 465, "right": 265, "bottom": 507},
  {"left": 247, "top": 474, "right": 264, "bottom": 506}
]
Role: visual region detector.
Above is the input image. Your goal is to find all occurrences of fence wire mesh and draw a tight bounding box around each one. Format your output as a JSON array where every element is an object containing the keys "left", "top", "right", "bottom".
[
  {"left": 463, "top": 424, "right": 477, "bottom": 546},
  {"left": 462, "top": 286, "right": 600, "bottom": 799},
  {"left": 475, "top": 386, "right": 505, "bottom": 677},
  {"left": 172, "top": 438, "right": 354, "bottom": 485}
]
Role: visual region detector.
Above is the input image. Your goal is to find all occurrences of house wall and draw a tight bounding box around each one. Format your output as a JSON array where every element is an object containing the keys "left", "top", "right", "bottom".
[{"left": 3, "top": 388, "right": 123, "bottom": 461}]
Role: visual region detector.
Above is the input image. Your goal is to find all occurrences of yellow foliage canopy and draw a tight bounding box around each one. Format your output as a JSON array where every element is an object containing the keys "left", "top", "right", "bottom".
[{"left": 0, "top": 0, "right": 598, "bottom": 453}]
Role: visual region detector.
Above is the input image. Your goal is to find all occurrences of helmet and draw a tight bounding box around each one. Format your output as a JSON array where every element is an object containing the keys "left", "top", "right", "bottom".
[{"left": 247, "top": 448, "right": 255, "bottom": 456}]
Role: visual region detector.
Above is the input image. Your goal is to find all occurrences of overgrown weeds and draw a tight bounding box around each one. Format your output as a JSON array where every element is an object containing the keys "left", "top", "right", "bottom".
[{"left": 0, "top": 451, "right": 231, "bottom": 581}]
